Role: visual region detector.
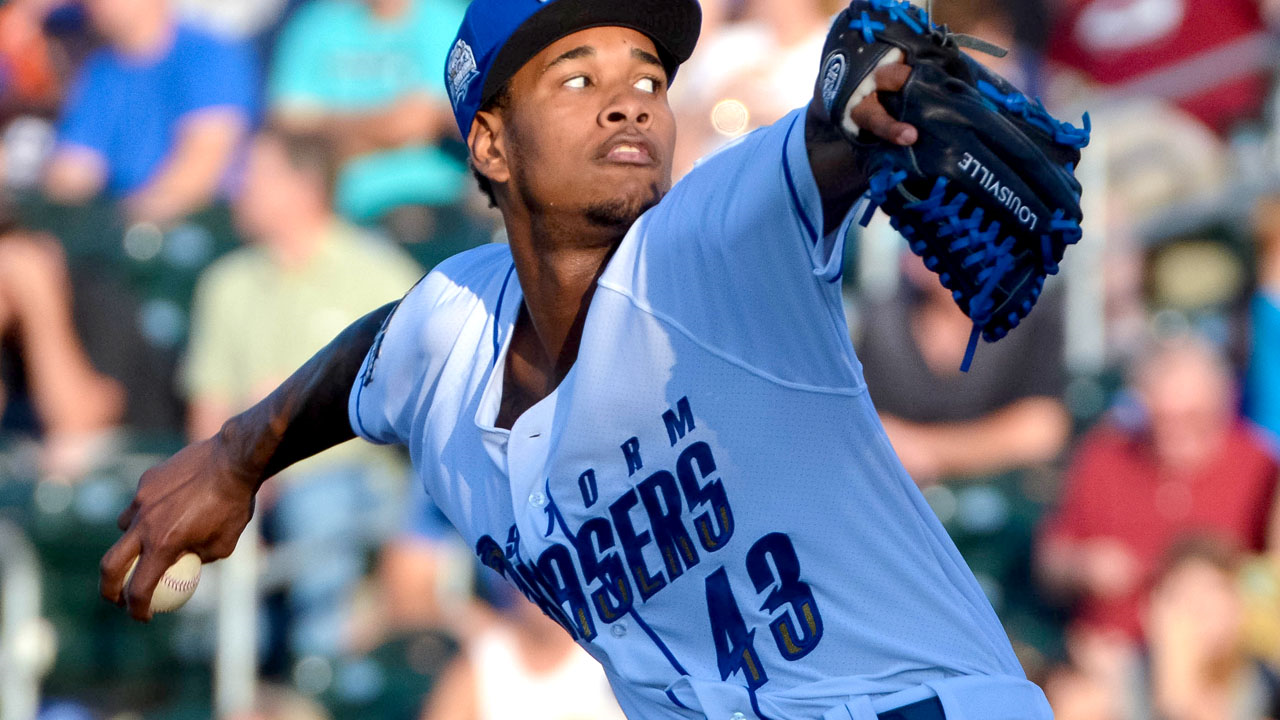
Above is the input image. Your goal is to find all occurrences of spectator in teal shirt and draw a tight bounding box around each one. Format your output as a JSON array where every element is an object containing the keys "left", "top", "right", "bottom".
[
  {"left": 44, "top": 0, "right": 258, "bottom": 225},
  {"left": 269, "top": 0, "right": 469, "bottom": 227}
]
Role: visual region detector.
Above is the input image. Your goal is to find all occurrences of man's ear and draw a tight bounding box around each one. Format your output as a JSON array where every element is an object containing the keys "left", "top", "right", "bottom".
[{"left": 469, "top": 110, "right": 510, "bottom": 187}]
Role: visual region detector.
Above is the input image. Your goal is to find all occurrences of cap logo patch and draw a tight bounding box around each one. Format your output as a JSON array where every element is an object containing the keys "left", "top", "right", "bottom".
[{"left": 447, "top": 39, "right": 480, "bottom": 110}]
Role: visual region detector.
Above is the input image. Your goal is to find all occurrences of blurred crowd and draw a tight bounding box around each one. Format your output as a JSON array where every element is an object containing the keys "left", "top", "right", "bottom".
[{"left": 0, "top": 0, "right": 1277, "bottom": 718}]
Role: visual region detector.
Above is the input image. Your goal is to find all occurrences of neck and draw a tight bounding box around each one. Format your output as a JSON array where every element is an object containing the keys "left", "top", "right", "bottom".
[
  {"left": 504, "top": 208, "right": 624, "bottom": 373},
  {"left": 113, "top": 10, "right": 174, "bottom": 57},
  {"left": 266, "top": 212, "right": 334, "bottom": 270}
]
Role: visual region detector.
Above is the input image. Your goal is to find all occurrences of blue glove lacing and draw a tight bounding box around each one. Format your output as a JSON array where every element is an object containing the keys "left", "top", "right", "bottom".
[{"left": 847, "top": 0, "right": 1091, "bottom": 372}]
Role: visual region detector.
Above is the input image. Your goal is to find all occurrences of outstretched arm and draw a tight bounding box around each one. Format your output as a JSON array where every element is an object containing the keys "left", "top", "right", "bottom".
[{"left": 100, "top": 301, "right": 397, "bottom": 621}]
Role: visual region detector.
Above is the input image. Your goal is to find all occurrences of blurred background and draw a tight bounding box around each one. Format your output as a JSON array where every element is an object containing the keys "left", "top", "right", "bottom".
[{"left": 0, "top": 0, "right": 1277, "bottom": 718}]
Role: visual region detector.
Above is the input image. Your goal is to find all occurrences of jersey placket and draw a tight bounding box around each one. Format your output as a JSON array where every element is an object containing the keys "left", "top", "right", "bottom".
[{"left": 504, "top": 391, "right": 559, "bottom": 568}]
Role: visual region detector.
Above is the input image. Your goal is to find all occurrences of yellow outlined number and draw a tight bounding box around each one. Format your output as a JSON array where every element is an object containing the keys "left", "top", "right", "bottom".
[
  {"left": 706, "top": 534, "right": 825, "bottom": 689},
  {"left": 746, "top": 533, "right": 824, "bottom": 660},
  {"left": 706, "top": 566, "right": 768, "bottom": 689}
]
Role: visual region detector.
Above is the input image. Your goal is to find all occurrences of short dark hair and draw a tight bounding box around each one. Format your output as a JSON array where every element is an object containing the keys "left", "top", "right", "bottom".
[
  {"left": 258, "top": 125, "right": 339, "bottom": 201},
  {"left": 1154, "top": 534, "right": 1242, "bottom": 588},
  {"left": 471, "top": 81, "right": 512, "bottom": 208}
]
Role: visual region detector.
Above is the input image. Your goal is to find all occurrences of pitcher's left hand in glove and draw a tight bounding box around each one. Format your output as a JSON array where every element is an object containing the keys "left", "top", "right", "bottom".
[{"left": 818, "top": 0, "right": 1090, "bottom": 371}]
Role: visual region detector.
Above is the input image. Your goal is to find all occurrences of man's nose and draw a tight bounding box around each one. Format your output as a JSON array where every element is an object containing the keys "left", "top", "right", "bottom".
[{"left": 600, "top": 91, "right": 652, "bottom": 128}]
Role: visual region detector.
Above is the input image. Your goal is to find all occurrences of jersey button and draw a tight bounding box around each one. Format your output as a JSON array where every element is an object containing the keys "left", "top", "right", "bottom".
[
  {"left": 610, "top": 623, "right": 628, "bottom": 638},
  {"left": 730, "top": 713, "right": 747, "bottom": 720},
  {"left": 528, "top": 492, "right": 547, "bottom": 509}
]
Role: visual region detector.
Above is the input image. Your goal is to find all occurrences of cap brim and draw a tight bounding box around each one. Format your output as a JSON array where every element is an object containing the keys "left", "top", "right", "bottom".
[{"left": 481, "top": 0, "right": 702, "bottom": 105}]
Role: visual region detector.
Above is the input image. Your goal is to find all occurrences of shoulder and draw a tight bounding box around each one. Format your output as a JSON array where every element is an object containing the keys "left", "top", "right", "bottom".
[
  {"left": 202, "top": 246, "right": 269, "bottom": 281},
  {"left": 397, "top": 243, "right": 513, "bottom": 326},
  {"left": 173, "top": 23, "right": 242, "bottom": 52},
  {"left": 330, "top": 223, "right": 422, "bottom": 274},
  {"left": 195, "top": 247, "right": 269, "bottom": 299},
  {"left": 1227, "top": 422, "right": 1280, "bottom": 471},
  {"left": 364, "top": 244, "right": 511, "bottom": 403},
  {"left": 170, "top": 23, "right": 253, "bottom": 69},
  {"left": 1070, "top": 420, "right": 1140, "bottom": 468},
  {"left": 71, "top": 49, "right": 114, "bottom": 85}
]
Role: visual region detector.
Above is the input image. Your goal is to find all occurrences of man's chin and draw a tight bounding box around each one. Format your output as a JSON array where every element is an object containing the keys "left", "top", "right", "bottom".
[{"left": 585, "top": 186, "right": 666, "bottom": 229}]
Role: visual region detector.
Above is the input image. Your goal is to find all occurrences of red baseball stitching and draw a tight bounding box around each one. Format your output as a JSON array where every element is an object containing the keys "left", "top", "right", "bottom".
[{"left": 160, "top": 570, "right": 199, "bottom": 594}]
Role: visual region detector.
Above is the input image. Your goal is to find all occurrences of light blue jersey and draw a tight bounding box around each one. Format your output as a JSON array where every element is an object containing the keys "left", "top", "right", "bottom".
[{"left": 350, "top": 109, "right": 1051, "bottom": 719}]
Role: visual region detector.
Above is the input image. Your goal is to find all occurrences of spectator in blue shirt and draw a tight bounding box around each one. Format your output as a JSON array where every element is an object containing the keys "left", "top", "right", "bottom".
[
  {"left": 1249, "top": 196, "right": 1280, "bottom": 448},
  {"left": 43, "top": 0, "right": 258, "bottom": 225}
]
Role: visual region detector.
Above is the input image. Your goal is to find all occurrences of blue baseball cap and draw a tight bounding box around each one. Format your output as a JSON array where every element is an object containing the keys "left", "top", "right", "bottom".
[{"left": 444, "top": 0, "right": 703, "bottom": 139}]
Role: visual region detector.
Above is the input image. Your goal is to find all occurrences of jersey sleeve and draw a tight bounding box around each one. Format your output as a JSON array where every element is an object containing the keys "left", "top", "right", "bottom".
[
  {"left": 605, "top": 108, "right": 866, "bottom": 391},
  {"left": 348, "top": 278, "right": 431, "bottom": 446},
  {"left": 348, "top": 245, "right": 509, "bottom": 446}
]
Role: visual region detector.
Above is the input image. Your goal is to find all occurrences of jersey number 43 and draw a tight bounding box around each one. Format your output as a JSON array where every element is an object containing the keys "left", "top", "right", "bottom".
[{"left": 706, "top": 533, "right": 825, "bottom": 690}]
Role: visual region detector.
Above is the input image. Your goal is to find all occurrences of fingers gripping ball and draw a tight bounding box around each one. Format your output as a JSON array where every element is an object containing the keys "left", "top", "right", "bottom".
[
  {"left": 124, "top": 553, "right": 202, "bottom": 613},
  {"left": 817, "top": 0, "right": 1090, "bottom": 371}
]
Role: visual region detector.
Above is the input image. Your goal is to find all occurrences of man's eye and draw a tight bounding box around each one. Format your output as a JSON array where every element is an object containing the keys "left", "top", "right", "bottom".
[
  {"left": 565, "top": 76, "right": 589, "bottom": 89},
  {"left": 635, "top": 77, "right": 658, "bottom": 93}
]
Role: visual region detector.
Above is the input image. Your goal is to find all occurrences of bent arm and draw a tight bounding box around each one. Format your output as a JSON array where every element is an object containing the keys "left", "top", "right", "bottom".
[
  {"left": 881, "top": 396, "right": 1071, "bottom": 482},
  {"left": 100, "top": 301, "right": 396, "bottom": 620},
  {"left": 125, "top": 107, "right": 250, "bottom": 225}
]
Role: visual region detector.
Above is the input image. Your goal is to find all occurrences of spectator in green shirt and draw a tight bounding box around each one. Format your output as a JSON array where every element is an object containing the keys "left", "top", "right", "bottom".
[{"left": 183, "top": 127, "right": 423, "bottom": 659}]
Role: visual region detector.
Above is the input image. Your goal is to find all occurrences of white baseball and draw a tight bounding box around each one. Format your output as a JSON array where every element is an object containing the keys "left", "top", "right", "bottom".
[{"left": 124, "top": 553, "right": 202, "bottom": 613}]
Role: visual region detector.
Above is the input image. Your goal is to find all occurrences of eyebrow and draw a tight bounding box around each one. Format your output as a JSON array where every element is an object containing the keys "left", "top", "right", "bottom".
[
  {"left": 542, "top": 45, "right": 666, "bottom": 74},
  {"left": 632, "top": 47, "right": 663, "bottom": 70},
  {"left": 544, "top": 46, "right": 595, "bottom": 73}
]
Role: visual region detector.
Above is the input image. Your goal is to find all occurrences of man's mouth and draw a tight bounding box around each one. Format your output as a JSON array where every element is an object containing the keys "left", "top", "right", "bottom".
[
  {"left": 600, "top": 136, "right": 656, "bottom": 166},
  {"left": 607, "top": 144, "right": 651, "bottom": 164}
]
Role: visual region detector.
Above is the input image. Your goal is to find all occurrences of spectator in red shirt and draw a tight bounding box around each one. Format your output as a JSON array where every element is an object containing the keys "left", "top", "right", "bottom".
[
  {"left": 1037, "top": 333, "right": 1280, "bottom": 645},
  {"left": 1047, "top": 0, "right": 1271, "bottom": 134}
]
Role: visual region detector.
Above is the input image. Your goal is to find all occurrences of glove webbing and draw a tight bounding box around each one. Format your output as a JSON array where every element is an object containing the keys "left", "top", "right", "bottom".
[{"left": 864, "top": 166, "right": 1084, "bottom": 372}]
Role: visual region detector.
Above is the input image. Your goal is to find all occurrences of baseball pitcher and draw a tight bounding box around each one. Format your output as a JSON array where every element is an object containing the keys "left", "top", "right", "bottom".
[{"left": 101, "top": 1, "right": 1088, "bottom": 717}]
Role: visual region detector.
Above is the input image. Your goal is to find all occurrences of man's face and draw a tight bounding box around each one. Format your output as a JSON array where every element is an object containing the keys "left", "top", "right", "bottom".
[
  {"left": 234, "top": 136, "right": 323, "bottom": 242},
  {"left": 1148, "top": 560, "right": 1243, "bottom": 660},
  {"left": 481, "top": 27, "right": 677, "bottom": 230},
  {"left": 1138, "top": 347, "right": 1234, "bottom": 471},
  {"left": 85, "top": 0, "right": 156, "bottom": 41}
]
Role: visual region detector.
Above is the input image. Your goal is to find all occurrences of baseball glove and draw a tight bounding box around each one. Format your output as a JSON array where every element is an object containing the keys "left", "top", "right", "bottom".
[{"left": 816, "top": 0, "right": 1090, "bottom": 371}]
